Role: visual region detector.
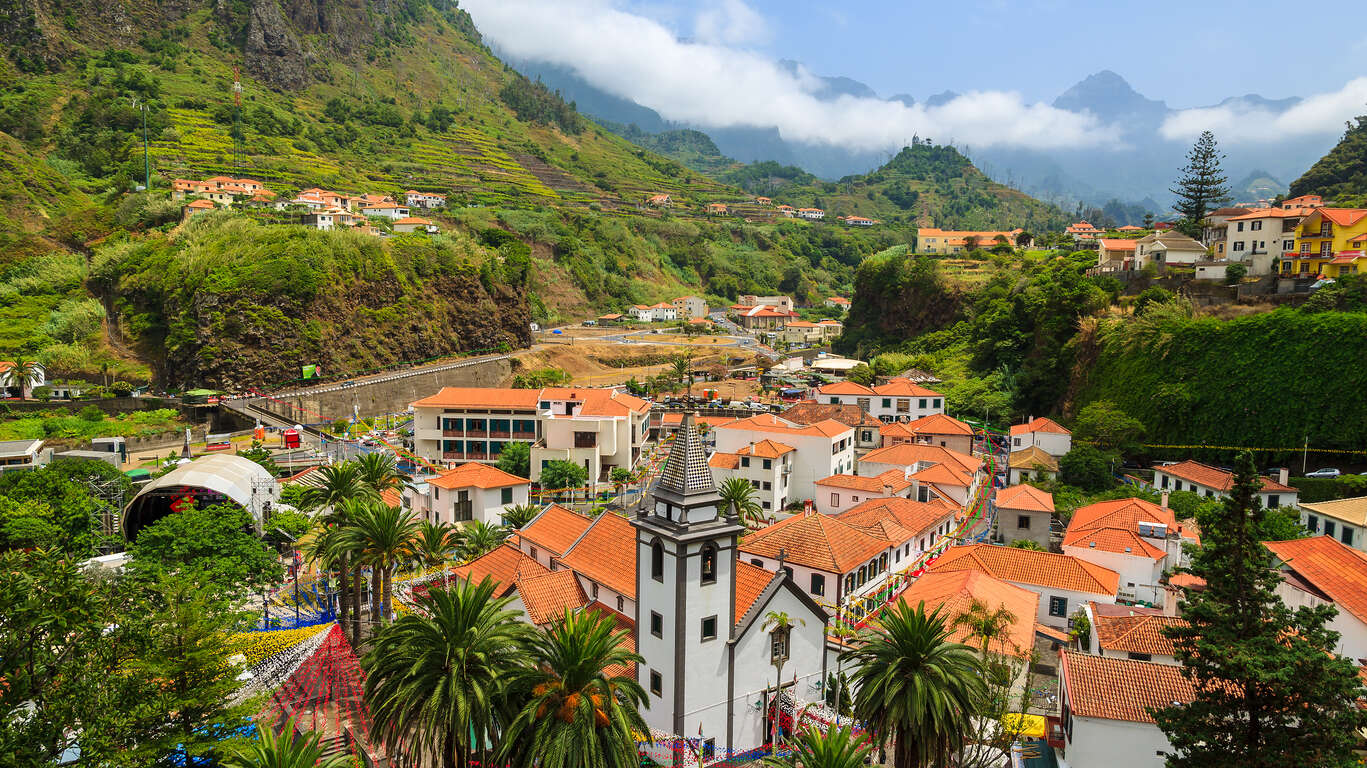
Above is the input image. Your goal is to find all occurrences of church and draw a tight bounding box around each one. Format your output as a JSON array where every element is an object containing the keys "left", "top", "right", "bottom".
[{"left": 633, "top": 413, "right": 830, "bottom": 765}]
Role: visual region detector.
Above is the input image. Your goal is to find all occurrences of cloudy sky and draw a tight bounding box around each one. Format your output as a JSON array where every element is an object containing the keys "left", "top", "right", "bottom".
[{"left": 461, "top": 0, "right": 1367, "bottom": 152}]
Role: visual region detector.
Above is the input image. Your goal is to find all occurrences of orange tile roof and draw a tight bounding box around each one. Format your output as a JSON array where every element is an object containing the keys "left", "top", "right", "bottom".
[
  {"left": 1265, "top": 536, "right": 1367, "bottom": 624},
  {"left": 1008, "top": 445, "right": 1059, "bottom": 472},
  {"left": 412, "top": 387, "right": 541, "bottom": 409},
  {"left": 1227, "top": 207, "right": 1310, "bottom": 220},
  {"left": 909, "top": 462, "right": 974, "bottom": 489},
  {"left": 1065, "top": 527, "right": 1166, "bottom": 559},
  {"left": 715, "top": 413, "right": 851, "bottom": 439},
  {"left": 558, "top": 512, "right": 637, "bottom": 599},
  {"left": 860, "top": 443, "right": 982, "bottom": 476},
  {"left": 902, "top": 412, "right": 974, "bottom": 436},
  {"left": 1061, "top": 650, "right": 1195, "bottom": 723},
  {"left": 895, "top": 570, "right": 1038, "bottom": 656},
  {"left": 708, "top": 452, "right": 741, "bottom": 470},
  {"left": 836, "top": 497, "right": 954, "bottom": 540},
  {"left": 1009, "top": 416, "right": 1070, "bottom": 436},
  {"left": 1063, "top": 497, "right": 1192, "bottom": 558},
  {"left": 520, "top": 504, "right": 594, "bottom": 557},
  {"left": 518, "top": 569, "right": 588, "bottom": 625},
  {"left": 1090, "top": 605, "right": 1184, "bottom": 656},
  {"left": 1158, "top": 460, "right": 1296, "bottom": 493},
  {"left": 816, "top": 381, "right": 875, "bottom": 396},
  {"left": 736, "top": 439, "right": 796, "bottom": 459},
  {"left": 539, "top": 388, "right": 651, "bottom": 417},
  {"left": 929, "top": 544, "right": 1120, "bottom": 595},
  {"left": 584, "top": 602, "right": 637, "bottom": 678},
  {"left": 995, "top": 484, "right": 1055, "bottom": 513},
  {"left": 735, "top": 560, "right": 776, "bottom": 626},
  {"left": 393, "top": 216, "right": 432, "bottom": 225},
  {"left": 871, "top": 379, "right": 943, "bottom": 398},
  {"left": 380, "top": 488, "right": 402, "bottom": 507},
  {"left": 427, "top": 462, "right": 529, "bottom": 490},
  {"left": 740, "top": 513, "right": 888, "bottom": 574},
  {"left": 1313, "top": 208, "right": 1367, "bottom": 227},
  {"left": 186, "top": 199, "right": 216, "bottom": 209},
  {"left": 452, "top": 544, "right": 550, "bottom": 592},
  {"left": 816, "top": 470, "right": 912, "bottom": 495},
  {"left": 1098, "top": 238, "right": 1138, "bottom": 251}
]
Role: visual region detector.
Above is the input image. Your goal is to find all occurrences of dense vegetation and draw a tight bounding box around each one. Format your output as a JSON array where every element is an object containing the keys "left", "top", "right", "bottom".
[
  {"left": 1290, "top": 113, "right": 1367, "bottom": 205},
  {"left": 601, "top": 123, "right": 741, "bottom": 177}
]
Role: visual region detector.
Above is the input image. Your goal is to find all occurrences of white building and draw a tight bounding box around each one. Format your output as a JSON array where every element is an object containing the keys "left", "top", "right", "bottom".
[
  {"left": 1265, "top": 536, "right": 1367, "bottom": 661},
  {"left": 628, "top": 302, "right": 678, "bottom": 322},
  {"left": 707, "top": 439, "right": 795, "bottom": 520},
  {"left": 404, "top": 190, "right": 447, "bottom": 209},
  {"left": 360, "top": 203, "right": 410, "bottom": 220},
  {"left": 0, "top": 361, "right": 44, "bottom": 397},
  {"left": 927, "top": 544, "right": 1119, "bottom": 628},
  {"left": 796, "top": 208, "right": 825, "bottom": 220},
  {"left": 1149, "top": 460, "right": 1297, "bottom": 509},
  {"left": 1133, "top": 231, "right": 1209, "bottom": 269},
  {"left": 812, "top": 378, "right": 945, "bottom": 423},
  {"left": 1062, "top": 498, "right": 1198, "bottom": 607},
  {"left": 0, "top": 439, "right": 44, "bottom": 472},
  {"left": 712, "top": 414, "right": 854, "bottom": 504},
  {"left": 1056, "top": 650, "right": 1194, "bottom": 768},
  {"left": 857, "top": 443, "right": 984, "bottom": 508},
  {"left": 1009, "top": 416, "right": 1071, "bottom": 457},
  {"left": 410, "top": 387, "right": 651, "bottom": 494},
  {"left": 1223, "top": 207, "right": 1308, "bottom": 276},
  {"left": 1299, "top": 496, "right": 1367, "bottom": 550},
  {"left": 1007, "top": 446, "right": 1060, "bottom": 486},
  {"left": 404, "top": 462, "right": 530, "bottom": 527},
  {"left": 632, "top": 414, "right": 829, "bottom": 763},
  {"left": 814, "top": 470, "right": 911, "bottom": 515}
]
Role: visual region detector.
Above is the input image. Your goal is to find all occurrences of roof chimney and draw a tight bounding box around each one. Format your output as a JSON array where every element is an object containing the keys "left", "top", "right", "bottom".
[
  {"left": 883, "top": 484, "right": 894, "bottom": 498},
  {"left": 1279, "top": 467, "right": 1289, "bottom": 486},
  {"left": 1160, "top": 490, "right": 1170, "bottom": 509}
]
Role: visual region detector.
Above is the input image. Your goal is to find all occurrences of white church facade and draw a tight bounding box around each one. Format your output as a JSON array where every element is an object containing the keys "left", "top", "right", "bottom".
[{"left": 633, "top": 413, "right": 830, "bottom": 765}]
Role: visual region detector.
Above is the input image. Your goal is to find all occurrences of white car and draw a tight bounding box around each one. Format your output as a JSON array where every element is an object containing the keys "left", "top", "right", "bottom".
[{"left": 1305, "top": 468, "right": 1341, "bottom": 478}]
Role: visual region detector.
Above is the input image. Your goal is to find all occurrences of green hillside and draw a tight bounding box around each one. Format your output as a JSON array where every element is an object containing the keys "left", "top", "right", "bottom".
[{"left": 1289, "top": 113, "right": 1367, "bottom": 205}]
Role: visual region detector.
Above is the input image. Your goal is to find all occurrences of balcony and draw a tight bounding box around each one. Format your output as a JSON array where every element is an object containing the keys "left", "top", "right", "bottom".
[
  {"left": 512, "top": 430, "right": 536, "bottom": 440},
  {"left": 489, "top": 430, "right": 511, "bottom": 439},
  {"left": 442, "top": 450, "right": 490, "bottom": 461},
  {"left": 442, "top": 429, "right": 462, "bottom": 437}
]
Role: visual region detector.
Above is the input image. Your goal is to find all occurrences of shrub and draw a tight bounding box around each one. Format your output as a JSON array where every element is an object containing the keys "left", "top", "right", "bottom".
[{"left": 78, "top": 405, "right": 104, "bottom": 422}]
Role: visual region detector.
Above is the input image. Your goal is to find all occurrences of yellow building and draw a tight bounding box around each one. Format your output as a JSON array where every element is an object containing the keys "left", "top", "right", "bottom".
[{"left": 1284, "top": 208, "right": 1367, "bottom": 277}]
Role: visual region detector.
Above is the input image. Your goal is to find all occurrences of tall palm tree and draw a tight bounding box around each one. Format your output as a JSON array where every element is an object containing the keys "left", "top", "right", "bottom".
[
  {"left": 951, "top": 599, "right": 1017, "bottom": 657},
  {"left": 7, "top": 359, "right": 40, "bottom": 400},
  {"left": 719, "top": 477, "right": 765, "bottom": 528},
  {"left": 223, "top": 721, "right": 351, "bottom": 768},
  {"left": 669, "top": 355, "right": 692, "bottom": 398},
  {"left": 500, "top": 609, "right": 649, "bottom": 768},
  {"left": 761, "top": 725, "right": 872, "bottom": 768},
  {"left": 457, "top": 520, "right": 508, "bottom": 562},
  {"left": 843, "top": 601, "right": 987, "bottom": 768},
  {"left": 413, "top": 520, "right": 460, "bottom": 586},
  {"left": 340, "top": 502, "right": 421, "bottom": 625},
  {"left": 356, "top": 451, "right": 407, "bottom": 497},
  {"left": 299, "top": 464, "right": 377, "bottom": 645},
  {"left": 762, "top": 610, "right": 805, "bottom": 747},
  {"left": 363, "top": 578, "right": 532, "bottom": 768},
  {"left": 501, "top": 503, "right": 541, "bottom": 530}
]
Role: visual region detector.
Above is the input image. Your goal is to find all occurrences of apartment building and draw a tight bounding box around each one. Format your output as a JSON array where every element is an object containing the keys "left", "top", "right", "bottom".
[
  {"left": 707, "top": 439, "right": 795, "bottom": 519},
  {"left": 713, "top": 413, "right": 855, "bottom": 504},
  {"left": 411, "top": 387, "right": 651, "bottom": 492},
  {"left": 736, "top": 294, "right": 795, "bottom": 313},
  {"left": 671, "top": 295, "right": 708, "bottom": 319},
  {"left": 1222, "top": 207, "right": 1309, "bottom": 275},
  {"left": 812, "top": 378, "right": 945, "bottom": 423}
]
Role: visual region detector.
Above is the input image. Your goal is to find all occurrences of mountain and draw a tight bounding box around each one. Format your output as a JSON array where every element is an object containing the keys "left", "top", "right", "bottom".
[
  {"left": 1289, "top": 114, "right": 1367, "bottom": 204},
  {"left": 1232, "top": 170, "right": 1286, "bottom": 204},
  {"left": 1052, "top": 69, "right": 1167, "bottom": 124}
]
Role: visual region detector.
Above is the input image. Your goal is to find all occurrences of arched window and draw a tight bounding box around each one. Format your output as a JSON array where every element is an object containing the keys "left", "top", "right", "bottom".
[
  {"left": 651, "top": 539, "right": 664, "bottom": 582},
  {"left": 879, "top": 552, "right": 888, "bottom": 572},
  {"left": 845, "top": 574, "right": 855, "bottom": 593},
  {"left": 700, "top": 544, "right": 717, "bottom": 585}
]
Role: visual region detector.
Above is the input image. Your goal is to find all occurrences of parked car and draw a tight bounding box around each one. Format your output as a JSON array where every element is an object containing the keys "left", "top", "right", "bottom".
[{"left": 1305, "top": 468, "right": 1341, "bottom": 478}]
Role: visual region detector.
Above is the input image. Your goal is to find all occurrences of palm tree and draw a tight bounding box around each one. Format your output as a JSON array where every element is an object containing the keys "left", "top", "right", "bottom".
[
  {"left": 356, "top": 451, "right": 407, "bottom": 497},
  {"left": 299, "top": 464, "right": 377, "bottom": 645},
  {"left": 719, "top": 477, "right": 765, "bottom": 528},
  {"left": 951, "top": 598, "right": 1017, "bottom": 657},
  {"left": 762, "top": 725, "right": 872, "bottom": 768},
  {"left": 670, "top": 355, "right": 691, "bottom": 398},
  {"left": 413, "top": 520, "right": 459, "bottom": 586},
  {"left": 501, "top": 503, "right": 541, "bottom": 530},
  {"left": 363, "top": 578, "right": 532, "bottom": 768},
  {"left": 500, "top": 609, "right": 649, "bottom": 768},
  {"left": 7, "top": 359, "right": 40, "bottom": 400},
  {"left": 457, "top": 519, "right": 508, "bottom": 561},
  {"left": 340, "top": 501, "right": 421, "bottom": 625},
  {"left": 843, "top": 601, "right": 986, "bottom": 768},
  {"left": 762, "top": 610, "right": 805, "bottom": 747},
  {"left": 223, "top": 721, "right": 351, "bottom": 768},
  {"left": 298, "top": 462, "right": 376, "bottom": 513}
]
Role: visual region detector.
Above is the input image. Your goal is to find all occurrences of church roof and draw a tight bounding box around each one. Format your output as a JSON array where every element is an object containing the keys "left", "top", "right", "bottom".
[{"left": 656, "top": 412, "right": 715, "bottom": 496}]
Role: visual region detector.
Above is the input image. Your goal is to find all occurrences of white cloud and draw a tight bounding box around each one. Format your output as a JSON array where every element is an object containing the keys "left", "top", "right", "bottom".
[
  {"left": 461, "top": 0, "right": 1117, "bottom": 152},
  {"left": 1161, "top": 78, "right": 1367, "bottom": 144},
  {"left": 693, "top": 0, "right": 768, "bottom": 46}
]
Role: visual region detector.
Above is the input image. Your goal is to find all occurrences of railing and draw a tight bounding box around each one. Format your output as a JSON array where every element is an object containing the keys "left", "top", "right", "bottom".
[
  {"left": 512, "top": 430, "right": 536, "bottom": 440},
  {"left": 489, "top": 430, "right": 511, "bottom": 439},
  {"left": 465, "top": 429, "right": 488, "bottom": 438}
]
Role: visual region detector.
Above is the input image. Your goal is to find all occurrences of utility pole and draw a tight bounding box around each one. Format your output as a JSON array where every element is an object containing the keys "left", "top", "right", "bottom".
[{"left": 1303, "top": 435, "right": 1309, "bottom": 474}]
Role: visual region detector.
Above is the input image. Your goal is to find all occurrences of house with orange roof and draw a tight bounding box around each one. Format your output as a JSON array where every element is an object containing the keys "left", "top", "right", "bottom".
[
  {"left": 780, "top": 401, "right": 883, "bottom": 454},
  {"left": 816, "top": 470, "right": 913, "bottom": 514},
  {"left": 645, "top": 193, "right": 671, "bottom": 208},
  {"left": 927, "top": 543, "right": 1120, "bottom": 627},
  {"left": 1133, "top": 231, "right": 1210, "bottom": 270},
  {"left": 403, "top": 190, "right": 446, "bottom": 209},
  {"left": 731, "top": 303, "right": 795, "bottom": 331},
  {"left": 813, "top": 377, "right": 945, "bottom": 423},
  {"left": 405, "top": 462, "right": 530, "bottom": 527},
  {"left": 1299, "top": 495, "right": 1367, "bottom": 551},
  {"left": 1009, "top": 416, "right": 1072, "bottom": 457},
  {"left": 1066, "top": 221, "right": 1101, "bottom": 240},
  {"left": 1222, "top": 206, "right": 1309, "bottom": 275},
  {"left": 993, "top": 483, "right": 1055, "bottom": 550},
  {"left": 857, "top": 442, "right": 984, "bottom": 508},
  {"left": 360, "top": 202, "right": 410, "bottom": 220},
  {"left": 392, "top": 216, "right": 439, "bottom": 234},
  {"left": 897, "top": 570, "right": 1039, "bottom": 657},
  {"left": 1082, "top": 602, "right": 1183, "bottom": 664},
  {"left": 410, "top": 386, "right": 651, "bottom": 494},
  {"left": 879, "top": 412, "right": 974, "bottom": 455},
  {"left": 823, "top": 296, "right": 850, "bottom": 310},
  {"left": 670, "top": 295, "right": 708, "bottom": 319},
  {"left": 705, "top": 202, "right": 728, "bottom": 215},
  {"left": 835, "top": 496, "right": 959, "bottom": 569},
  {"left": 1007, "top": 445, "right": 1059, "bottom": 485},
  {"left": 740, "top": 509, "right": 893, "bottom": 604},
  {"left": 627, "top": 302, "right": 678, "bottom": 322},
  {"left": 449, "top": 544, "right": 589, "bottom": 628},
  {"left": 714, "top": 413, "right": 855, "bottom": 503},
  {"left": 736, "top": 294, "right": 795, "bottom": 313},
  {"left": 1149, "top": 460, "right": 1296, "bottom": 509},
  {"left": 1285, "top": 207, "right": 1367, "bottom": 278},
  {"left": 515, "top": 503, "right": 593, "bottom": 569},
  {"left": 182, "top": 199, "right": 216, "bottom": 219},
  {"left": 917, "top": 227, "right": 1023, "bottom": 254},
  {"left": 796, "top": 207, "right": 825, "bottom": 220},
  {"left": 1265, "top": 535, "right": 1367, "bottom": 660},
  {"left": 1057, "top": 649, "right": 1195, "bottom": 766},
  {"left": 556, "top": 510, "right": 639, "bottom": 616},
  {"left": 1063, "top": 497, "right": 1197, "bottom": 606},
  {"left": 1095, "top": 238, "right": 1139, "bottom": 270},
  {"left": 707, "top": 439, "right": 796, "bottom": 520}
]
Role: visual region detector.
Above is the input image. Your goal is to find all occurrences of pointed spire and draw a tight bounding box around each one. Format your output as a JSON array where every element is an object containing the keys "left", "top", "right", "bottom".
[{"left": 657, "top": 412, "right": 715, "bottom": 497}]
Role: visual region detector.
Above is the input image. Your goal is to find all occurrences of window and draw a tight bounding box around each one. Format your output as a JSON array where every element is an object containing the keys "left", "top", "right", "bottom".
[
  {"left": 1233, "top": 241, "right": 1245, "bottom": 251},
  {"left": 591, "top": 583, "right": 600, "bottom": 600},
  {"left": 1307, "top": 514, "right": 1319, "bottom": 532},
  {"left": 829, "top": 397, "right": 839, "bottom": 405},
  {"left": 752, "top": 558, "right": 765, "bottom": 567},
  {"left": 650, "top": 670, "right": 662, "bottom": 696},
  {"left": 1159, "top": 475, "right": 1168, "bottom": 489},
  {"left": 933, "top": 399, "right": 942, "bottom": 409},
  {"left": 762, "top": 481, "right": 771, "bottom": 490},
  {"left": 501, "top": 487, "right": 513, "bottom": 504},
  {"left": 881, "top": 398, "right": 891, "bottom": 408},
  {"left": 763, "top": 459, "right": 772, "bottom": 470},
  {"left": 1236, "top": 221, "right": 1245, "bottom": 232},
  {"left": 1283, "top": 240, "right": 1295, "bottom": 251},
  {"left": 1048, "top": 596, "right": 1068, "bottom": 617},
  {"left": 741, "top": 456, "right": 750, "bottom": 468},
  {"left": 701, "top": 615, "right": 718, "bottom": 641},
  {"left": 811, "top": 573, "right": 825, "bottom": 596},
  {"left": 831, "top": 493, "right": 840, "bottom": 507},
  {"left": 650, "top": 611, "right": 663, "bottom": 638},
  {"left": 530, "top": 546, "right": 539, "bottom": 560},
  {"left": 1343, "top": 527, "right": 1354, "bottom": 547},
  {"left": 918, "top": 398, "right": 927, "bottom": 409},
  {"left": 1018, "top": 515, "right": 1031, "bottom": 530},
  {"left": 770, "top": 629, "right": 790, "bottom": 663},
  {"left": 700, "top": 544, "right": 717, "bottom": 585},
  {"left": 845, "top": 574, "right": 855, "bottom": 592},
  {"left": 1251, "top": 220, "right": 1263, "bottom": 231},
  {"left": 651, "top": 540, "right": 664, "bottom": 582},
  {"left": 1127, "top": 652, "right": 1153, "bottom": 662},
  {"left": 1267, "top": 494, "right": 1279, "bottom": 508},
  {"left": 1325, "top": 520, "right": 1337, "bottom": 538}
]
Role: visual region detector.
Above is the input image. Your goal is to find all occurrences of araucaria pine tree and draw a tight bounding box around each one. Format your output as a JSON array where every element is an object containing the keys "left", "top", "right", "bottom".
[
  {"left": 1152, "top": 451, "right": 1367, "bottom": 766},
  {"left": 1169, "top": 130, "right": 1231, "bottom": 237}
]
